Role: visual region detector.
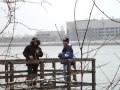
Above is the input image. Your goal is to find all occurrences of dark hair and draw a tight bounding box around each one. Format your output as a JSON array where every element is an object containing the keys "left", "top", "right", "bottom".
[
  {"left": 63, "top": 37, "right": 69, "bottom": 42},
  {"left": 30, "top": 37, "right": 40, "bottom": 45}
]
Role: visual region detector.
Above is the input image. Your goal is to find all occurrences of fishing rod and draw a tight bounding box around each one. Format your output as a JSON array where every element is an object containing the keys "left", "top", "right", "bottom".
[
  {"left": 55, "top": 24, "right": 63, "bottom": 42},
  {"left": 55, "top": 24, "right": 79, "bottom": 58}
]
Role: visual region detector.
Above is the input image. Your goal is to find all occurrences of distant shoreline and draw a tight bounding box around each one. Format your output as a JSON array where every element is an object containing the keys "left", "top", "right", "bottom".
[{"left": 0, "top": 41, "right": 120, "bottom": 47}]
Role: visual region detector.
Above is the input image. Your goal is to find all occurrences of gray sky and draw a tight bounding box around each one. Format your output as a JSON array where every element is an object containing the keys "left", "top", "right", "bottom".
[{"left": 0, "top": 0, "right": 120, "bottom": 36}]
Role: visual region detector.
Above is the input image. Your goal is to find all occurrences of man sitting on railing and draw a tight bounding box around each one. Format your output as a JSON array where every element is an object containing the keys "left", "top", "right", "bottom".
[
  {"left": 58, "top": 37, "right": 76, "bottom": 82},
  {"left": 23, "top": 37, "right": 43, "bottom": 85}
]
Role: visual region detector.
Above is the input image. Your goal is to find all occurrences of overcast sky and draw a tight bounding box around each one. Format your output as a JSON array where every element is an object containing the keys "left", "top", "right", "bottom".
[{"left": 0, "top": 0, "right": 120, "bottom": 36}]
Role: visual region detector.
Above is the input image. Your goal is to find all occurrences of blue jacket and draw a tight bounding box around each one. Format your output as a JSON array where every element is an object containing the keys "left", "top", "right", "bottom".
[{"left": 58, "top": 44, "right": 73, "bottom": 60}]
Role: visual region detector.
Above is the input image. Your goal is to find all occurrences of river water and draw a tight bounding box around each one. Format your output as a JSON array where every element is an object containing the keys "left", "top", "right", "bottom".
[{"left": 0, "top": 45, "right": 120, "bottom": 90}]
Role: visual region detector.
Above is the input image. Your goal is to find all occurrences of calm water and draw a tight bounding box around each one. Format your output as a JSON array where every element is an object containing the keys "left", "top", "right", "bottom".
[{"left": 0, "top": 45, "right": 120, "bottom": 90}]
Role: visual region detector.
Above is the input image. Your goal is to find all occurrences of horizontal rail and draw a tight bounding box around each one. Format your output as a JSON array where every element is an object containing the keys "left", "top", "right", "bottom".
[
  {"left": 0, "top": 70, "right": 92, "bottom": 79},
  {"left": 0, "top": 58, "right": 95, "bottom": 64},
  {"left": 0, "top": 69, "right": 92, "bottom": 74},
  {"left": 0, "top": 80, "right": 93, "bottom": 86}
]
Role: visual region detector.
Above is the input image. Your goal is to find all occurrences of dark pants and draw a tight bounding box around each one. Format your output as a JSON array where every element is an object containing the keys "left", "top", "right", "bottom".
[{"left": 27, "top": 64, "right": 38, "bottom": 78}]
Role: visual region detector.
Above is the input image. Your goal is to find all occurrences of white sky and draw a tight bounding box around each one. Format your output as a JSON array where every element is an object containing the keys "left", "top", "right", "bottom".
[{"left": 0, "top": 0, "right": 120, "bottom": 36}]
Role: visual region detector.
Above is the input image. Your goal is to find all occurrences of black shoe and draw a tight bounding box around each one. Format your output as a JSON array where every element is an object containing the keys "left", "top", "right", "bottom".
[
  {"left": 33, "top": 81, "right": 36, "bottom": 85},
  {"left": 73, "top": 77, "right": 77, "bottom": 82},
  {"left": 28, "top": 83, "right": 32, "bottom": 86}
]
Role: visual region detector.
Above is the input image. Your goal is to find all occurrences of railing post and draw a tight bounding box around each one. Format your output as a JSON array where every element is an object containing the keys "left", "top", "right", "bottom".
[
  {"left": 92, "top": 59, "right": 96, "bottom": 90},
  {"left": 10, "top": 62, "right": 14, "bottom": 90},
  {"left": 40, "top": 61, "right": 44, "bottom": 90},
  {"left": 73, "top": 61, "right": 77, "bottom": 81},
  {"left": 5, "top": 62, "right": 10, "bottom": 89},
  {"left": 5, "top": 63, "right": 9, "bottom": 83},
  {"left": 52, "top": 61, "right": 56, "bottom": 88},
  {"left": 10, "top": 63, "right": 14, "bottom": 82},
  {"left": 67, "top": 60, "right": 71, "bottom": 90}
]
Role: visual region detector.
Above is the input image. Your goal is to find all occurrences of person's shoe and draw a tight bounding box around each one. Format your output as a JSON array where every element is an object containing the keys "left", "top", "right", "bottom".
[
  {"left": 26, "top": 76, "right": 32, "bottom": 80},
  {"left": 73, "top": 77, "right": 77, "bottom": 82},
  {"left": 64, "top": 79, "right": 68, "bottom": 83},
  {"left": 28, "top": 83, "right": 32, "bottom": 86},
  {"left": 33, "top": 81, "right": 36, "bottom": 85}
]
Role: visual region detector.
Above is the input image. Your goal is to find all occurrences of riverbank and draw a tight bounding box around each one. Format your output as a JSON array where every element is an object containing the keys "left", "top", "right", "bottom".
[{"left": 0, "top": 40, "right": 120, "bottom": 47}]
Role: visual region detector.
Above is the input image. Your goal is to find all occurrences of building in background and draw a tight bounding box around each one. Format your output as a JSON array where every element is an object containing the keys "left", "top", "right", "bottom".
[
  {"left": 36, "top": 31, "right": 65, "bottom": 42},
  {"left": 67, "top": 19, "right": 120, "bottom": 41}
]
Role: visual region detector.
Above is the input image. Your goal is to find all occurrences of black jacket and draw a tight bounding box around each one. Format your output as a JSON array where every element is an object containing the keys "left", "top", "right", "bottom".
[{"left": 23, "top": 45, "right": 43, "bottom": 61}]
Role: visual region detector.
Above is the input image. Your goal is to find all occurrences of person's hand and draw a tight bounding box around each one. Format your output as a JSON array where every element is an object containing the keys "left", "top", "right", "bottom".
[
  {"left": 29, "top": 55, "right": 33, "bottom": 59},
  {"left": 36, "top": 49, "right": 39, "bottom": 54},
  {"left": 58, "top": 53, "right": 63, "bottom": 58}
]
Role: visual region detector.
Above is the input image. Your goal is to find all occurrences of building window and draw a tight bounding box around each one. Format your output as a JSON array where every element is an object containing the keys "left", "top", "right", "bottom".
[
  {"left": 115, "top": 27, "right": 118, "bottom": 30},
  {"left": 106, "top": 34, "right": 110, "bottom": 36},
  {"left": 99, "top": 31, "right": 104, "bottom": 33},
  {"left": 105, "top": 31, "right": 109, "bottom": 33},
  {"left": 110, "top": 30, "right": 114, "bottom": 33},
  {"left": 98, "top": 28, "right": 104, "bottom": 30},
  {"left": 111, "top": 34, "right": 114, "bottom": 36},
  {"left": 110, "top": 27, "right": 114, "bottom": 30},
  {"left": 105, "top": 27, "right": 109, "bottom": 30},
  {"left": 116, "top": 30, "right": 118, "bottom": 33},
  {"left": 119, "top": 27, "right": 120, "bottom": 30}
]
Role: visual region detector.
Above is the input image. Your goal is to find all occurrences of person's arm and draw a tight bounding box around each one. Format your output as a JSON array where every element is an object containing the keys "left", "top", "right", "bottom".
[
  {"left": 23, "top": 45, "right": 30, "bottom": 59},
  {"left": 36, "top": 47, "right": 43, "bottom": 57},
  {"left": 58, "top": 47, "right": 65, "bottom": 59}
]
